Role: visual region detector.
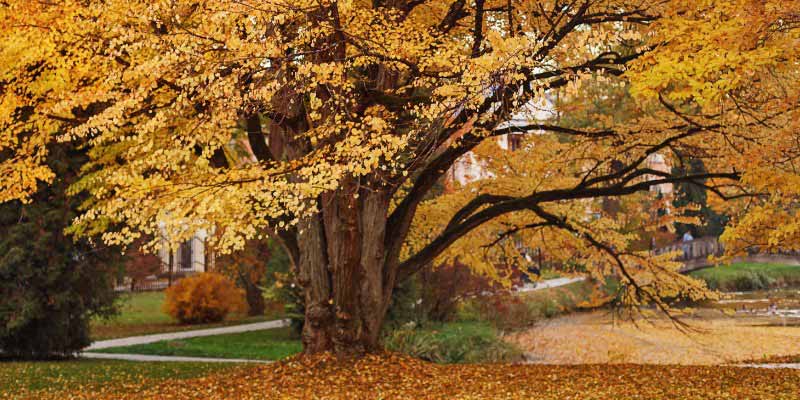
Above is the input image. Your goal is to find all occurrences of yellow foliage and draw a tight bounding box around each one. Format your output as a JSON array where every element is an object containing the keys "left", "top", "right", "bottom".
[{"left": 0, "top": 0, "right": 798, "bottom": 329}]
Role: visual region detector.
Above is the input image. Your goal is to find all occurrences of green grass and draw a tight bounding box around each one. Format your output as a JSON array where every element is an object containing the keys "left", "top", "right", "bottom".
[
  {"left": 383, "top": 321, "right": 523, "bottom": 364},
  {"left": 689, "top": 262, "right": 800, "bottom": 291},
  {"left": 94, "top": 327, "right": 302, "bottom": 361},
  {"left": 538, "top": 269, "right": 563, "bottom": 280},
  {"left": 107, "top": 291, "right": 172, "bottom": 325},
  {"left": 420, "top": 320, "right": 495, "bottom": 341},
  {"left": 0, "top": 359, "right": 238, "bottom": 396},
  {"left": 91, "top": 291, "right": 284, "bottom": 340}
]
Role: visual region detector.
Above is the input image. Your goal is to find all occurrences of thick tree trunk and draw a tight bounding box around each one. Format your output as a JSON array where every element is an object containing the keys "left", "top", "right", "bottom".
[{"left": 295, "top": 183, "right": 392, "bottom": 356}]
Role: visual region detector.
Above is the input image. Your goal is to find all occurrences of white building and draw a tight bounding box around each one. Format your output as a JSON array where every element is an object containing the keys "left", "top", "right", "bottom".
[
  {"left": 157, "top": 228, "right": 212, "bottom": 274},
  {"left": 644, "top": 153, "right": 673, "bottom": 196},
  {"left": 447, "top": 95, "right": 555, "bottom": 188}
]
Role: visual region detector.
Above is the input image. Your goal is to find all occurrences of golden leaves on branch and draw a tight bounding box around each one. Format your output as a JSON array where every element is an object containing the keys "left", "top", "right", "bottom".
[{"left": 0, "top": 0, "right": 798, "bottom": 291}]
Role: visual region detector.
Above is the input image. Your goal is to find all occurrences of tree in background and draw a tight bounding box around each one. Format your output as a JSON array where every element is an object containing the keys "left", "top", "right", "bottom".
[
  {"left": 261, "top": 240, "right": 305, "bottom": 335},
  {"left": 1, "top": 1, "right": 799, "bottom": 356},
  {"left": 124, "top": 238, "right": 163, "bottom": 291},
  {"left": 214, "top": 239, "right": 271, "bottom": 316},
  {"left": 0, "top": 146, "right": 121, "bottom": 359},
  {"left": 672, "top": 159, "right": 728, "bottom": 239}
]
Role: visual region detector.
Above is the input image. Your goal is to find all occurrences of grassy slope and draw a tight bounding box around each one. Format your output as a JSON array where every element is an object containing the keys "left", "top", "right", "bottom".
[
  {"left": 456, "top": 278, "right": 620, "bottom": 331},
  {"left": 383, "top": 321, "right": 523, "bottom": 364},
  {"left": 0, "top": 359, "right": 239, "bottom": 396},
  {"left": 520, "top": 278, "right": 617, "bottom": 313},
  {"left": 94, "top": 327, "right": 302, "bottom": 361},
  {"left": 689, "top": 262, "right": 800, "bottom": 291},
  {"left": 91, "top": 291, "right": 282, "bottom": 340}
]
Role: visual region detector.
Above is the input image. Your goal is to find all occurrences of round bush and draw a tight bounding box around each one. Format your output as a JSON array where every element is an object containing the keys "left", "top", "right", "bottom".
[{"left": 163, "top": 272, "right": 246, "bottom": 324}]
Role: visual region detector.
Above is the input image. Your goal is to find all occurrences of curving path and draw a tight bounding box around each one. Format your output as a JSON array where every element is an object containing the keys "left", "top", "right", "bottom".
[
  {"left": 516, "top": 277, "right": 586, "bottom": 293},
  {"left": 85, "top": 318, "right": 289, "bottom": 351},
  {"left": 81, "top": 351, "right": 273, "bottom": 363},
  {"left": 737, "top": 363, "right": 800, "bottom": 370},
  {"left": 81, "top": 319, "right": 290, "bottom": 362}
]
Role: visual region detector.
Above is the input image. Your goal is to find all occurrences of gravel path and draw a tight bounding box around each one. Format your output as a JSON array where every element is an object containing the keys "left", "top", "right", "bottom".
[{"left": 85, "top": 319, "right": 290, "bottom": 350}]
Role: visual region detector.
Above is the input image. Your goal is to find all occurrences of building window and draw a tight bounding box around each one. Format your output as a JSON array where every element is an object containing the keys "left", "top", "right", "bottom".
[
  {"left": 179, "top": 240, "right": 193, "bottom": 270},
  {"left": 508, "top": 134, "right": 523, "bottom": 151}
]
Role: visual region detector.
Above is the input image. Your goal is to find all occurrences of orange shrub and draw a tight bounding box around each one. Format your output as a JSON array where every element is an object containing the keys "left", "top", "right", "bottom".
[{"left": 163, "top": 272, "right": 247, "bottom": 324}]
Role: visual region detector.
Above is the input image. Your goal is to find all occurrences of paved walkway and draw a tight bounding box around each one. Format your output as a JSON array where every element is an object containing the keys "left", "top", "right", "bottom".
[
  {"left": 85, "top": 319, "right": 290, "bottom": 351},
  {"left": 516, "top": 277, "right": 586, "bottom": 293},
  {"left": 737, "top": 363, "right": 800, "bottom": 370},
  {"left": 81, "top": 352, "right": 273, "bottom": 363}
]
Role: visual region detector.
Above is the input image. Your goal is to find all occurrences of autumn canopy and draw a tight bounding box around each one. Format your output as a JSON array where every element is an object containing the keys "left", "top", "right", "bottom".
[{"left": 1, "top": 0, "right": 798, "bottom": 354}]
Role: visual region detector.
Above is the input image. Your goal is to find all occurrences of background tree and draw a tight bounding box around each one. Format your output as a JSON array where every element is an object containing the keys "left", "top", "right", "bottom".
[
  {"left": 672, "top": 159, "right": 728, "bottom": 239},
  {"left": 215, "top": 239, "right": 271, "bottom": 316},
  {"left": 1, "top": 0, "right": 798, "bottom": 356},
  {"left": 124, "top": 238, "right": 163, "bottom": 291},
  {"left": 0, "top": 145, "right": 121, "bottom": 359}
]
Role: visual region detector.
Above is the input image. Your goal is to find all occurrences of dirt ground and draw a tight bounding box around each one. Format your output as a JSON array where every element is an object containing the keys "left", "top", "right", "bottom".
[{"left": 507, "top": 309, "right": 800, "bottom": 365}]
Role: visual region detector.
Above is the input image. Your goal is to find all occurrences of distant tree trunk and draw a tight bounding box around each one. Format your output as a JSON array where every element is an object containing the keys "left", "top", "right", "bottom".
[
  {"left": 168, "top": 251, "right": 174, "bottom": 287},
  {"left": 296, "top": 183, "right": 392, "bottom": 355},
  {"left": 240, "top": 272, "right": 266, "bottom": 316}
]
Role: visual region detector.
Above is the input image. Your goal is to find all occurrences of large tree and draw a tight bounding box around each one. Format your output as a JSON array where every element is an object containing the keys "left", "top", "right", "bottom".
[{"left": 1, "top": 0, "right": 798, "bottom": 355}]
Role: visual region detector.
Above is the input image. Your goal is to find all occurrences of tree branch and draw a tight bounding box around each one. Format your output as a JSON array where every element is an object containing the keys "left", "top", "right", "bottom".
[
  {"left": 245, "top": 114, "right": 275, "bottom": 163},
  {"left": 396, "top": 170, "right": 740, "bottom": 281}
]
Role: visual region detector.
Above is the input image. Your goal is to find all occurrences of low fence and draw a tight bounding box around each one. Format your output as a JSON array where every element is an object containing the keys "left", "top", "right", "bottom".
[
  {"left": 114, "top": 273, "right": 195, "bottom": 292},
  {"left": 654, "top": 236, "right": 800, "bottom": 272},
  {"left": 115, "top": 280, "right": 171, "bottom": 292},
  {"left": 653, "top": 236, "right": 724, "bottom": 262}
]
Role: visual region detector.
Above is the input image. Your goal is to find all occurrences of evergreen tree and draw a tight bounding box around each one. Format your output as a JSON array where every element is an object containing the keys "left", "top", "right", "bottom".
[
  {"left": 672, "top": 159, "right": 728, "bottom": 239},
  {"left": 0, "top": 145, "right": 121, "bottom": 359}
]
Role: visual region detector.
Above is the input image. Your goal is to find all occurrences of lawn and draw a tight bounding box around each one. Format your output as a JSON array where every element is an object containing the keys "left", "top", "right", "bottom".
[
  {"left": 91, "top": 291, "right": 284, "bottom": 340},
  {"left": 93, "top": 327, "right": 302, "bottom": 361},
  {"left": 0, "top": 359, "right": 240, "bottom": 398},
  {"left": 689, "top": 262, "right": 800, "bottom": 291},
  {"left": 5, "top": 353, "right": 799, "bottom": 400}
]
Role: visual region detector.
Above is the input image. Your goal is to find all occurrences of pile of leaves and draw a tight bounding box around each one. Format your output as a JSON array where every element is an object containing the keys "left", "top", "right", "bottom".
[{"left": 12, "top": 353, "right": 800, "bottom": 399}]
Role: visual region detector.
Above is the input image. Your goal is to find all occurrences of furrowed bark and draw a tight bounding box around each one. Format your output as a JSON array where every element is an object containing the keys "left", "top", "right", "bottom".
[
  {"left": 359, "top": 190, "right": 390, "bottom": 348},
  {"left": 322, "top": 178, "right": 364, "bottom": 354},
  {"left": 297, "top": 183, "right": 392, "bottom": 355},
  {"left": 297, "top": 215, "right": 334, "bottom": 353}
]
